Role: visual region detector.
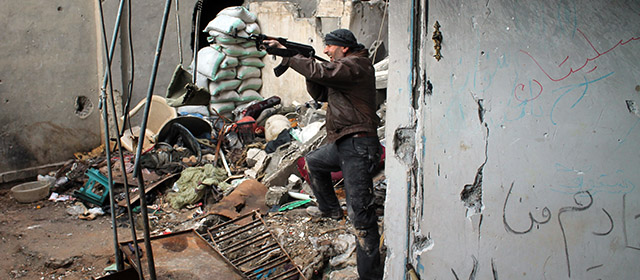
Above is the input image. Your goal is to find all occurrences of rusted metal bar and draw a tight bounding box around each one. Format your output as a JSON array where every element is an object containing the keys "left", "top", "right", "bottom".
[
  {"left": 223, "top": 232, "right": 271, "bottom": 255},
  {"left": 213, "top": 220, "right": 264, "bottom": 243},
  {"left": 206, "top": 211, "right": 307, "bottom": 280},
  {"left": 269, "top": 267, "right": 300, "bottom": 280},
  {"left": 246, "top": 255, "right": 287, "bottom": 276},
  {"left": 208, "top": 211, "right": 256, "bottom": 232},
  {"left": 232, "top": 244, "right": 280, "bottom": 266}
]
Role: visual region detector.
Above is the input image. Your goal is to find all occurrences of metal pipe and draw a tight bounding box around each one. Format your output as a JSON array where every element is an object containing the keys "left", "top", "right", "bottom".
[
  {"left": 97, "top": 0, "right": 144, "bottom": 277},
  {"left": 192, "top": 0, "right": 203, "bottom": 84},
  {"left": 175, "top": 0, "right": 183, "bottom": 65},
  {"left": 131, "top": 0, "right": 173, "bottom": 278},
  {"left": 96, "top": 0, "right": 128, "bottom": 273}
]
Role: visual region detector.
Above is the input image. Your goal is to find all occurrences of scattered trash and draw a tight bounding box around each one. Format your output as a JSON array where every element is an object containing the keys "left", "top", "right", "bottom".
[
  {"left": 49, "top": 192, "right": 73, "bottom": 202},
  {"left": 66, "top": 202, "right": 88, "bottom": 216}
]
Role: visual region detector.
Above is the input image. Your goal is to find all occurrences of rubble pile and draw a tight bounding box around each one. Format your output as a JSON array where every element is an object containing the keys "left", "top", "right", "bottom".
[{"left": 24, "top": 6, "right": 389, "bottom": 280}]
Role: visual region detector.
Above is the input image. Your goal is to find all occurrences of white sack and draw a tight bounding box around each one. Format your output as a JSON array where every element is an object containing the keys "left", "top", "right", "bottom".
[
  {"left": 239, "top": 57, "right": 265, "bottom": 68},
  {"left": 210, "top": 102, "right": 235, "bottom": 114},
  {"left": 217, "top": 6, "right": 257, "bottom": 23},
  {"left": 203, "top": 14, "right": 246, "bottom": 35},
  {"left": 238, "top": 78, "right": 262, "bottom": 92},
  {"left": 237, "top": 90, "right": 263, "bottom": 103},
  {"left": 236, "top": 66, "right": 261, "bottom": 80},
  {"left": 208, "top": 79, "right": 241, "bottom": 96},
  {"left": 264, "top": 114, "right": 291, "bottom": 142},
  {"left": 211, "top": 90, "right": 240, "bottom": 103},
  {"left": 196, "top": 46, "right": 225, "bottom": 79}
]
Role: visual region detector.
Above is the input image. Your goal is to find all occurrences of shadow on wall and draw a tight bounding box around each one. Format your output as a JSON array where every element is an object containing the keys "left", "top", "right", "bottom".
[{"left": 191, "top": 0, "right": 245, "bottom": 54}]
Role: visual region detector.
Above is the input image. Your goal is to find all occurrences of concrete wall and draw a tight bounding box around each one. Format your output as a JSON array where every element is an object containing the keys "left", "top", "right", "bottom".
[
  {"left": 385, "top": 0, "right": 640, "bottom": 279},
  {"left": 0, "top": 0, "right": 196, "bottom": 175},
  {"left": 0, "top": 1, "right": 101, "bottom": 173}
]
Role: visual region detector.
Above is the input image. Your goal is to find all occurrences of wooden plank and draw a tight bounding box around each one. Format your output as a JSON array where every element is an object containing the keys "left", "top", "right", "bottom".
[{"left": 117, "top": 173, "right": 179, "bottom": 207}]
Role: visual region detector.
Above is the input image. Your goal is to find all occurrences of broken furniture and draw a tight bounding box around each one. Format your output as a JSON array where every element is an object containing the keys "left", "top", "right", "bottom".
[
  {"left": 120, "top": 95, "right": 177, "bottom": 152},
  {"left": 205, "top": 211, "right": 307, "bottom": 280},
  {"left": 116, "top": 173, "right": 180, "bottom": 208},
  {"left": 74, "top": 168, "right": 110, "bottom": 206}
]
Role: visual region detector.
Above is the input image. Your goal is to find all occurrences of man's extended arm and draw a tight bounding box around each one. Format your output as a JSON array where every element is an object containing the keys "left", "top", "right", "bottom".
[{"left": 305, "top": 80, "right": 329, "bottom": 102}]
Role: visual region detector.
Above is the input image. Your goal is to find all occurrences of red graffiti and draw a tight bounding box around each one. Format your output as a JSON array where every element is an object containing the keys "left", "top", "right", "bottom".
[
  {"left": 522, "top": 28, "right": 639, "bottom": 82},
  {"left": 514, "top": 79, "right": 543, "bottom": 102}
]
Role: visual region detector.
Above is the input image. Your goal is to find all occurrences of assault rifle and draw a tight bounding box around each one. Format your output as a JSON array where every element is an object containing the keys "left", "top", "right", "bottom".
[{"left": 235, "top": 33, "right": 327, "bottom": 77}]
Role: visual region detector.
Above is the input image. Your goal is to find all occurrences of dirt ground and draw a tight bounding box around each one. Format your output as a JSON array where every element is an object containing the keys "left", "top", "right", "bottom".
[
  {"left": 0, "top": 180, "right": 128, "bottom": 280},
  {"left": 0, "top": 177, "right": 383, "bottom": 280}
]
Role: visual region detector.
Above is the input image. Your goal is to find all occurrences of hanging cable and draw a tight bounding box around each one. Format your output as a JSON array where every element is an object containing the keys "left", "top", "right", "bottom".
[
  {"left": 372, "top": 0, "right": 388, "bottom": 64},
  {"left": 175, "top": 0, "right": 183, "bottom": 65},
  {"left": 121, "top": 0, "right": 136, "bottom": 138}
]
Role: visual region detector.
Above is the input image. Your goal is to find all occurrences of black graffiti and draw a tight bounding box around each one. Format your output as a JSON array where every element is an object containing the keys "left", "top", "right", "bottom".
[
  {"left": 558, "top": 190, "right": 593, "bottom": 278},
  {"left": 450, "top": 255, "right": 479, "bottom": 280},
  {"left": 502, "top": 182, "right": 552, "bottom": 234},
  {"left": 592, "top": 208, "right": 613, "bottom": 236},
  {"left": 622, "top": 193, "right": 640, "bottom": 251}
]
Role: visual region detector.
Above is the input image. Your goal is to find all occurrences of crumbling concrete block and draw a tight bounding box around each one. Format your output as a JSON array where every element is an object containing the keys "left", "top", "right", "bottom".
[
  {"left": 265, "top": 186, "right": 289, "bottom": 207},
  {"left": 246, "top": 148, "right": 267, "bottom": 168},
  {"left": 262, "top": 128, "right": 327, "bottom": 188}
]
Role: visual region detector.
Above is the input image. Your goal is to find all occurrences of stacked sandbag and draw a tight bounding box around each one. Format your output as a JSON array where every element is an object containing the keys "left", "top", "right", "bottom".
[{"left": 197, "top": 6, "right": 267, "bottom": 120}]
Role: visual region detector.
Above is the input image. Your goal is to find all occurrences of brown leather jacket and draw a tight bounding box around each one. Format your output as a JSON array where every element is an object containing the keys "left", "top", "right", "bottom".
[{"left": 282, "top": 51, "right": 380, "bottom": 143}]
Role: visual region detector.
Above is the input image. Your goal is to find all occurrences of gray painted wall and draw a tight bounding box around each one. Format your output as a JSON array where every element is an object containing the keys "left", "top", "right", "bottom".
[
  {"left": 0, "top": 1, "right": 101, "bottom": 173},
  {"left": 385, "top": 0, "right": 640, "bottom": 279},
  {"left": 0, "top": 0, "right": 196, "bottom": 174}
]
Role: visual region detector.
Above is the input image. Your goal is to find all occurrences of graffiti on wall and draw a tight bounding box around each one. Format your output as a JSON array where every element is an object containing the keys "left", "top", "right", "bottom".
[{"left": 502, "top": 182, "right": 639, "bottom": 278}]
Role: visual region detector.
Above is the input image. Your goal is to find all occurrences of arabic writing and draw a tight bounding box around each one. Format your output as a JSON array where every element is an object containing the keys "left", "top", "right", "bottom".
[
  {"left": 507, "top": 29, "right": 638, "bottom": 125},
  {"left": 553, "top": 163, "right": 636, "bottom": 196},
  {"left": 502, "top": 181, "right": 640, "bottom": 278},
  {"left": 522, "top": 29, "right": 639, "bottom": 82}
]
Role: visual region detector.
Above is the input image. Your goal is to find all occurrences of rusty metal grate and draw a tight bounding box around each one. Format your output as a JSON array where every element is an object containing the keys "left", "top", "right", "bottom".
[{"left": 205, "top": 211, "right": 307, "bottom": 280}]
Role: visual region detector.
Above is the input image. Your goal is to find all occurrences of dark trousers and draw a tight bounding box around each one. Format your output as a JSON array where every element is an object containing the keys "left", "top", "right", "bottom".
[{"left": 305, "top": 135, "right": 383, "bottom": 280}]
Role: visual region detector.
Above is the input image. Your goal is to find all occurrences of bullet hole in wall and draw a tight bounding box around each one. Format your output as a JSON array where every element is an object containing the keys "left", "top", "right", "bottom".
[
  {"left": 57, "top": 6, "right": 63, "bottom": 11},
  {"left": 74, "top": 96, "right": 94, "bottom": 119},
  {"left": 635, "top": 85, "right": 640, "bottom": 92}
]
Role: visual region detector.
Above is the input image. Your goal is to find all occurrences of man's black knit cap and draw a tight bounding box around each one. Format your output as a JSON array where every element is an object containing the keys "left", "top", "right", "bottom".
[{"left": 325, "top": 29, "right": 364, "bottom": 50}]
